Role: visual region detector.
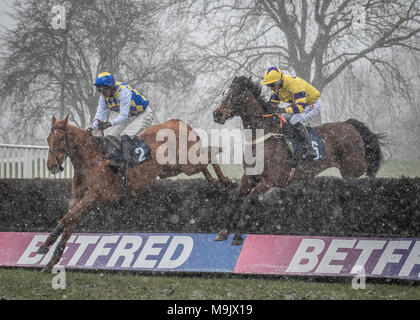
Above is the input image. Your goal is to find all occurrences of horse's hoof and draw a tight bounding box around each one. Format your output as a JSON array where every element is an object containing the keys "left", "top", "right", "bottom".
[
  {"left": 231, "top": 234, "right": 244, "bottom": 246},
  {"left": 37, "top": 246, "right": 49, "bottom": 255},
  {"left": 214, "top": 229, "right": 229, "bottom": 241},
  {"left": 221, "top": 178, "right": 231, "bottom": 186},
  {"left": 41, "top": 266, "right": 52, "bottom": 273}
]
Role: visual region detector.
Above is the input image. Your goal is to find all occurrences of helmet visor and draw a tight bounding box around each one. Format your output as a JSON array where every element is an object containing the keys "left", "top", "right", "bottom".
[
  {"left": 266, "top": 80, "right": 282, "bottom": 88},
  {"left": 96, "top": 85, "right": 111, "bottom": 93}
]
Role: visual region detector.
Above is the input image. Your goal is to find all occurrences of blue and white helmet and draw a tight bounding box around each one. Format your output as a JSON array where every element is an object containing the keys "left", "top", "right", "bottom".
[{"left": 94, "top": 72, "right": 115, "bottom": 87}]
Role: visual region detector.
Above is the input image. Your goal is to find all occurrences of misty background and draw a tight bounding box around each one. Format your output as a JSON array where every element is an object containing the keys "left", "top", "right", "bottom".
[{"left": 0, "top": 0, "right": 419, "bottom": 160}]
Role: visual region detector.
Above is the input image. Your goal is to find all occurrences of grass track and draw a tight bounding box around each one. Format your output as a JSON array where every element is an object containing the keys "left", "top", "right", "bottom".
[{"left": 0, "top": 268, "right": 419, "bottom": 300}]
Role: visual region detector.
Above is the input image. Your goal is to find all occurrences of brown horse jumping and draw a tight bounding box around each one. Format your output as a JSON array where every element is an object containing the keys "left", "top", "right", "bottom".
[
  {"left": 38, "top": 115, "right": 228, "bottom": 272},
  {"left": 213, "top": 76, "right": 384, "bottom": 244}
]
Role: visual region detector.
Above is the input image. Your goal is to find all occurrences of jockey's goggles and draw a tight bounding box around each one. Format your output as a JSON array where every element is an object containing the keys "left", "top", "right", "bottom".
[
  {"left": 96, "top": 85, "right": 112, "bottom": 93},
  {"left": 266, "top": 80, "right": 283, "bottom": 88}
]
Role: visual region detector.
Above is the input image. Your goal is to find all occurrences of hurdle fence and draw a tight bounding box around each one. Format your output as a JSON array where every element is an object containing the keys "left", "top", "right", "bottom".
[{"left": 0, "top": 144, "right": 73, "bottom": 179}]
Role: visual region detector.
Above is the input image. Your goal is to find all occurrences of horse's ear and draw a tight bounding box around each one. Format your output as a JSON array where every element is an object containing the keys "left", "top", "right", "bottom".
[
  {"left": 52, "top": 116, "right": 56, "bottom": 126},
  {"left": 63, "top": 114, "right": 69, "bottom": 125},
  {"left": 247, "top": 76, "right": 253, "bottom": 87}
]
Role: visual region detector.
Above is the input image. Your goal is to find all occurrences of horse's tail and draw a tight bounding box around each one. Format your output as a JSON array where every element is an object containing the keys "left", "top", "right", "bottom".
[{"left": 346, "top": 119, "right": 385, "bottom": 177}]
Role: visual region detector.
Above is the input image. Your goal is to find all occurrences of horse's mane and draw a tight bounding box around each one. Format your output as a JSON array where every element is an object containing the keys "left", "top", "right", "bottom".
[
  {"left": 232, "top": 76, "right": 274, "bottom": 113},
  {"left": 56, "top": 122, "right": 103, "bottom": 152}
]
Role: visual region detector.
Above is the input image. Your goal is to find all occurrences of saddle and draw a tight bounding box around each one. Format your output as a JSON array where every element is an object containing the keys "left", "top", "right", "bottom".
[
  {"left": 281, "top": 122, "right": 326, "bottom": 162},
  {"left": 95, "top": 135, "right": 152, "bottom": 171}
]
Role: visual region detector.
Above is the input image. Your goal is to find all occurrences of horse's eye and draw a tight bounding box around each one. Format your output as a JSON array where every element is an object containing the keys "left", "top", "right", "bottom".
[{"left": 58, "top": 136, "right": 65, "bottom": 142}]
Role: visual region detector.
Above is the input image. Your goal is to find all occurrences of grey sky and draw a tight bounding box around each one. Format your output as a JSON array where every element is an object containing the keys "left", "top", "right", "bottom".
[{"left": 0, "top": 0, "right": 15, "bottom": 28}]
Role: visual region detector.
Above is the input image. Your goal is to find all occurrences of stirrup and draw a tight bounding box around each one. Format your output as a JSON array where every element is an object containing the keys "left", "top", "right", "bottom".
[
  {"left": 304, "top": 148, "right": 317, "bottom": 160},
  {"left": 108, "top": 160, "right": 128, "bottom": 176}
]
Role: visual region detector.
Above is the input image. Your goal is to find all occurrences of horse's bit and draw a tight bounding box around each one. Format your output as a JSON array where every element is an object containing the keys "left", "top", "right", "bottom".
[{"left": 49, "top": 126, "right": 72, "bottom": 170}]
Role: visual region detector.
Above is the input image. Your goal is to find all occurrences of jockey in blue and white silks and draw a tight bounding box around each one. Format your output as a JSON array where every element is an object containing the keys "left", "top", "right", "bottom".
[
  {"left": 89, "top": 72, "right": 154, "bottom": 169},
  {"left": 90, "top": 72, "right": 153, "bottom": 137}
]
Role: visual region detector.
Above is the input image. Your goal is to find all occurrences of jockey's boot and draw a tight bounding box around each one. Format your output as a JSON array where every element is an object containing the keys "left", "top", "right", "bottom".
[
  {"left": 107, "top": 135, "right": 132, "bottom": 174},
  {"left": 281, "top": 121, "right": 297, "bottom": 159},
  {"left": 282, "top": 121, "right": 294, "bottom": 139},
  {"left": 294, "top": 122, "right": 317, "bottom": 160},
  {"left": 119, "top": 135, "right": 132, "bottom": 192},
  {"left": 120, "top": 134, "right": 132, "bottom": 166}
]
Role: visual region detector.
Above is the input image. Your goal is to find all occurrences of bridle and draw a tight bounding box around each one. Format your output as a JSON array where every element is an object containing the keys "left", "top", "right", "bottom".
[
  {"left": 221, "top": 83, "right": 244, "bottom": 119},
  {"left": 222, "top": 82, "right": 257, "bottom": 120},
  {"left": 223, "top": 82, "right": 287, "bottom": 127},
  {"left": 49, "top": 126, "right": 73, "bottom": 170}
]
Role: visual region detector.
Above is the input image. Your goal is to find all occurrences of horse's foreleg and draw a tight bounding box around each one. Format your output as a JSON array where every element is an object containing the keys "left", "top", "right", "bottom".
[
  {"left": 243, "top": 181, "right": 272, "bottom": 210},
  {"left": 37, "top": 224, "right": 64, "bottom": 254},
  {"left": 231, "top": 180, "right": 273, "bottom": 246},
  {"left": 215, "top": 173, "right": 256, "bottom": 242},
  {"left": 203, "top": 164, "right": 230, "bottom": 186},
  {"left": 37, "top": 198, "right": 80, "bottom": 255},
  {"left": 212, "top": 164, "right": 230, "bottom": 186},
  {"left": 41, "top": 223, "right": 76, "bottom": 273},
  {"left": 205, "top": 146, "right": 230, "bottom": 186},
  {"left": 202, "top": 166, "right": 216, "bottom": 185},
  {"left": 41, "top": 192, "right": 103, "bottom": 273},
  {"left": 238, "top": 173, "right": 258, "bottom": 197}
]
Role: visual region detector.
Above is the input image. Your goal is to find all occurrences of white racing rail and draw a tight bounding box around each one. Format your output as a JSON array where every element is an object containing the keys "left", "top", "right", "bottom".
[{"left": 0, "top": 144, "right": 73, "bottom": 179}]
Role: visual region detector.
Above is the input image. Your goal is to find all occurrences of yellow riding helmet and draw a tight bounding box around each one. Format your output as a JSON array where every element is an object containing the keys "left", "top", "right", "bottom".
[{"left": 262, "top": 67, "right": 283, "bottom": 85}]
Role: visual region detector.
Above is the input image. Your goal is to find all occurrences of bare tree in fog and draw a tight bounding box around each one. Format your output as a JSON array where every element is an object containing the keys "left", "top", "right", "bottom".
[
  {"left": 0, "top": 0, "right": 194, "bottom": 144},
  {"left": 323, "top": 48, "right": 420, "bottom": 159},
  {"left": 172, "top": 0, "right": 420, "bottom": 124}
]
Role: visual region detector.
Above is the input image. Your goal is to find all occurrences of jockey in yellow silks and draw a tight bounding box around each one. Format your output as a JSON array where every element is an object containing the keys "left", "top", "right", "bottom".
[
  {"left": 262, "top": 67, "right": 321, "bottom": 159},
  {"left": 89, "top": 72, "right": 154, "bottom": 168}
]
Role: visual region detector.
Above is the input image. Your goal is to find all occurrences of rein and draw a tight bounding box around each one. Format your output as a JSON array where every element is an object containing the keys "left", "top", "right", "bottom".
[
  {"left": 261, "top": 113, "right": 288, "bottom": 128},
  {"left": 227, "top": 81, "right": 288, "bottom": 128},
  {"left": 49, "top": 126, "right": 73, "bottom": 163},
  {"left": 93, "top": 118, "right": 105, "bottom": 137},
  {"left": 244, "top": 132, "right": 282, "bottom": 145},
  {"left": 260, "top": 113, "right": 297, "bottom": 186},
  {"left": 244, "top": 114, "right": 287, "bottom": 145},
  {"left": 226, "top": 84, "right": 288, "bottom": 144}
]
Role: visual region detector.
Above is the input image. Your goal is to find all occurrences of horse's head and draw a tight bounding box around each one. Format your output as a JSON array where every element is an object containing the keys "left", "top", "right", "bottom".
[
  {"left": 213, "top": 76, "right": 263, "bottom": 124},
  {"left": 47, "top": 115, "right": 70, "bottom": 174}
]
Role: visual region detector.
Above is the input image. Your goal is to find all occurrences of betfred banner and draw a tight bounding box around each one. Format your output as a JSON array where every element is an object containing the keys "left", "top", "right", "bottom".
[
  {"left": 0, "top": 232, "right": 243, "bottom": 272},
  {"left": 0, "top": 232, "right": 419, "bottom": 280},
  {"left": 235, "top": 235, "right": 420, "bottom": 280}
]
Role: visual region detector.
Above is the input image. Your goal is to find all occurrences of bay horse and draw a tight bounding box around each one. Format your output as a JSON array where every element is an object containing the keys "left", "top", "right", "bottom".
[
  {"left": 38, "top": 115, "right": 228, "bottom": 272},
  {"left": 213, "top": 76, "right": 384, "bottom": 244}
]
